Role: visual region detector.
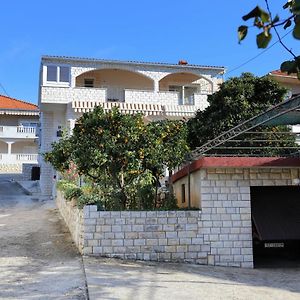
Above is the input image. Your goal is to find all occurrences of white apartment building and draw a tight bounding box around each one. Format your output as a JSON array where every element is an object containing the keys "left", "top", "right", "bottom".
[
  {"left": 0, "top": 95, "right": 39, "bottom": 174},
  {"left": 39, "top": 55, "right": 225, "bottom": 195}
]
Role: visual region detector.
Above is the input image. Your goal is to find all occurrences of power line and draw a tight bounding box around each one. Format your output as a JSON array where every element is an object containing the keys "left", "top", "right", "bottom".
[
  {"left": 226, "top": 29, "right": 293, "bottom": 76},
  {"left": 0, "top": 82, "right": 9, "bottom": 97}
]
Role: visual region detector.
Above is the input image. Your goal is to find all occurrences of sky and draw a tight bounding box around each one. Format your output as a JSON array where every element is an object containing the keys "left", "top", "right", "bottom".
[{"left": 0, "top": 0, "right": 299, "bottom": 104}]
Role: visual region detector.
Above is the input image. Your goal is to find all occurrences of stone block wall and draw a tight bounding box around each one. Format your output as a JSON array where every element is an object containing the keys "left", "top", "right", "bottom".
[
  {"left": 56, "top": 191, "right": 84, "bottom": 253},
  {"left": 39, "top": 112, "right": 55, "bottom": 196},
  {"left": 0, "top": 163, "right": 22, "bottom": 174},
  {"left": 194, "top": 93, "right": 209, "bottom": 110},
  {"left": 197, "top": 167, "right": 297, "bottom": 268},
  {"left": 82, "top": 207, "right": 206, "bottom": 263},
  {"left": 21, "top": 163, "right": 39, "bottom": 180},
  {"left": 41, "top": 86, "right": 106, "bottom": 104}
]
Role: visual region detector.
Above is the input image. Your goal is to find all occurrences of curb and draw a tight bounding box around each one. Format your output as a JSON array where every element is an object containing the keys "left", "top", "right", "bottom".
[{"left": 81, "top": 256, "right": 90, "bottom": 300}]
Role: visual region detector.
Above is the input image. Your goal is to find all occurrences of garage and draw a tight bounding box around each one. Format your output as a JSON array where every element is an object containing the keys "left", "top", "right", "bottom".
[{"left": 251, "top": 186, "right": 300, "bottom": 267}]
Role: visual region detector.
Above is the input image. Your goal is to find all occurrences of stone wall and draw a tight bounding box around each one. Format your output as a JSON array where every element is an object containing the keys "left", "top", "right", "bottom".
[
  {"left": 41, "top": 86, "right": 107, "bottom": 104},
  {"left": 82, "top": 207, "right": 206, "bottom": 263},
  {"left": 174, "top": 166, "right": 299, "bottom": 268},
  {"left": 56, "top": 191, "right": 84, "bottom": 253},
  {"left": 0, "top": 163, "right": 38, "bottom": 181}
]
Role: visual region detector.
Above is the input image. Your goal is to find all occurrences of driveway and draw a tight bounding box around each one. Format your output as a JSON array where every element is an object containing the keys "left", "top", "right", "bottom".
[
  {"left": 84, "top": 257, "right": 300, "bottom": 300},
  {"left": 0, "top": 179, "right": 88, "bottom": 299}
]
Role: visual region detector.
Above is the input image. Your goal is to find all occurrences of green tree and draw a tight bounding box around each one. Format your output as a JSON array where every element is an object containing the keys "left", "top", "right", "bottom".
[
  {"left": 238, "top": 0, "right": 300, "bottom": 78},
  {"left": 187, "top": 73, "right": 296, "bottom": 154},
  {"left": 44, "top": 106, "right": 189, "bottom": 210}
]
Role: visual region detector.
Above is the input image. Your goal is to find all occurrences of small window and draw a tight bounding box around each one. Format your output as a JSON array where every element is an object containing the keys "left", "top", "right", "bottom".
[
  {"left": 181, "top": 184, "right": 186, "bottom": 203},
  {"left": 47, "top": 66, "right": 57, "bottom": 81},
  {"left": 46, "top": 65, "right": 70, "bottom": 84},
  {"left": 60, "top": 66, "right": 70, "bottom": 82},
  {"left": 84, "top": 78, "right": 94, "bottom": 88}
]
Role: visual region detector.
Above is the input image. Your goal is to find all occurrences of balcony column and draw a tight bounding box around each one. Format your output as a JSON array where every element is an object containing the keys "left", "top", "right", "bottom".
[
  {"left": 154, "top": 80, "right": 159, "bottom": 93},
  {"left": 6, "top": 141, "right": 14, "bottom": 155},
  {"left": 68, "top": 119, "right": 76, "bottom": 135}
]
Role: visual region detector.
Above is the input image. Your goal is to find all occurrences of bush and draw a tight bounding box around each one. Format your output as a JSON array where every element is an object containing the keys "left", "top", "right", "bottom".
[
  {"left": 57, "top": 180, "right": 77, "bottom": 191},
  {"left": 64, "top": 186, "right": 83, "bottom": 201},
  {"left": 76, "top": 194, "right": 105, "bottom": 210}
]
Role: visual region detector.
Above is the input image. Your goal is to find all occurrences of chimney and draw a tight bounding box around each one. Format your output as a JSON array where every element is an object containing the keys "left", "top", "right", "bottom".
[{"left": 178, "top": 60, "right": 188, "bottom": 65}]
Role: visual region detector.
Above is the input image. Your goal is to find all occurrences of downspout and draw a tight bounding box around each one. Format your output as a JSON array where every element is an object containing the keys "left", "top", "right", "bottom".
[{"left": 188, "top": 161, "right": 191, "bottom": 209}]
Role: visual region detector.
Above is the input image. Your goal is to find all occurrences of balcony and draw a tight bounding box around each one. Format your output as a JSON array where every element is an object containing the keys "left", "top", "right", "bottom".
[
  {"left": 0, "top": 153, "right": 38, "bottom": 164},
  {"left": 40, "top": 86, "right": 107, "bottom": 104},
  {"left": 0, "top": 126, "right": 37, "bottom": 139}
]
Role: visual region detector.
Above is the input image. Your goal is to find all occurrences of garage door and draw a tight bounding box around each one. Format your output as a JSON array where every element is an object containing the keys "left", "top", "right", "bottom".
[{"left": 251, "top": 186, "right": 300, "bottom": 241}]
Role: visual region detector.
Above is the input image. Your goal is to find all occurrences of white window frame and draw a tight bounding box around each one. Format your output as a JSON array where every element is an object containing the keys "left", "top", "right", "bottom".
[{"left": 43, "top": 64, "right": 71, "bottom": 87}]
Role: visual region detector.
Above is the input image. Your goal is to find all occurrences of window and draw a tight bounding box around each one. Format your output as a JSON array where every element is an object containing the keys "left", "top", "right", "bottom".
[
  {"left": 84, "top": 78, "right": 94, "bottom": 88},
  {"left": 20, "top": 122, "right": 38, "bottom": 128},
  {"left": 47, "top": 66, "right": 57, "bottom": 81},
  {"left": 181, "top": 184, "right": 186, "bottom": 203},
  {"left": 60, "top": 66, "right": 70, "bottom": 82},
  {"left": 46, "top": 65, "right": 70, "bottom": 83}
]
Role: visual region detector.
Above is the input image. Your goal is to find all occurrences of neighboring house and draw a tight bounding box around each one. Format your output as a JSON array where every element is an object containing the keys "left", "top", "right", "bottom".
[
  {"left": 268, "top": 70, "right": 300, "bottom": 98},
  {"left": 0, "top": 95, "right": 39, "bottom": 174},
  {"left": 39, "top": 55, "right": 225, "bottom": 195},
  {"left": 269, "top": 70, "right": 300, "bottom": 142}
]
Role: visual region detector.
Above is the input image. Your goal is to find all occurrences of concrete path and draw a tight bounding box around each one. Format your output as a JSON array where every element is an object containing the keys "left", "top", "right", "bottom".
[
  {"left": 0, "top": 179, "right": 88, "bottom": 299},
  {"left": 83, "top": 257, "right": 300, "bottom": 300}
]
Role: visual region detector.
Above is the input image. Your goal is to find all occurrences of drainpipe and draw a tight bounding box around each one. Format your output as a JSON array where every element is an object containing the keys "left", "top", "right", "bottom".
[{"left": 188, "top": 161, "right": 191, "bottom": 209}]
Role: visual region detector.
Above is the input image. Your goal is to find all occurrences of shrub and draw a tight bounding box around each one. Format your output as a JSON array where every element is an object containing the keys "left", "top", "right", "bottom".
[
  {"left": 64, "top": 186, "right": 83, "bottom": 201},
  {"left": 76, "top": 194, "right": 105, "bottom": 210}
]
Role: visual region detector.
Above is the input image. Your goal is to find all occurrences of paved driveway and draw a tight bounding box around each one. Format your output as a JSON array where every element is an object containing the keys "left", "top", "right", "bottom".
[
  {"left": 0, "top": 180, "right": 87, "bottom": 299},
  {"left": 84, "top": 257, "right": 300, "bottom": 300}
]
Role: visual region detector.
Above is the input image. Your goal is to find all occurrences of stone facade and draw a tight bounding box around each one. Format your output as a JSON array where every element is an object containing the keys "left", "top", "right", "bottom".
[{"left": 41, "top": 86, "right": 107, "bottom": 104}]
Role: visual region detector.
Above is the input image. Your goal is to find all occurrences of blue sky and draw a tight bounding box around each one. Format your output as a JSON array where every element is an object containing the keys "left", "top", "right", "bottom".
[{"left": 0, "top": 0, "right": 298, "bottom": 104}]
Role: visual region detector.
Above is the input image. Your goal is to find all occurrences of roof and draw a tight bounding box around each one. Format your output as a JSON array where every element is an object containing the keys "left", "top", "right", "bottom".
[
  {"left": 269, "top": 70, "right": 298, "bottom": 79},
  {"left": 41, "top": 55, "right": 226, "bottom": 72},
  {"left": 0, "top": 95, "right": 38, "bottom": 111},
  {"left": 172, "top": 157, "right": 300, "bottom": 183}
]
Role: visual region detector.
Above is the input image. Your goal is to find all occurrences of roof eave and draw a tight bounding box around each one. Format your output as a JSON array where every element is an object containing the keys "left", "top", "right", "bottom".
[{"left": 41, "top": 55, "right": 226, "bottom": 72}]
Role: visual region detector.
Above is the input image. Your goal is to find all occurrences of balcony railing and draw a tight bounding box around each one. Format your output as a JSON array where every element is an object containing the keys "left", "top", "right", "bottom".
[
  {"left": 40, "top": 86, "right": 107, "bottom": 104},
  {"left": 0, "top": 153, "right": 38, "bottom": 163},
  {"left": 72, "top": 100, "right": 164, "bottom": 115},
  {"left": 0, "top": 126, "right": 37, "bottom": 139}
]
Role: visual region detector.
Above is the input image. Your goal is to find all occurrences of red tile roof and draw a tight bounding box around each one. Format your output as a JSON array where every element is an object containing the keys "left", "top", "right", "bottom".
[
  {"left": 269, "top": 70, "right": 297, "bottom": 78},
  {"left": 0, "top": 95, "right": 38, "bottom": 111},
  {"left": 172, "top": 157, "right": 300, "bottom": 183}
]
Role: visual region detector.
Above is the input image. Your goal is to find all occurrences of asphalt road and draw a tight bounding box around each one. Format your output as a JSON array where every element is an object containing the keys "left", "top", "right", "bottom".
[{"left": 0, "top": 180, "right": 88, "bottom": 299}]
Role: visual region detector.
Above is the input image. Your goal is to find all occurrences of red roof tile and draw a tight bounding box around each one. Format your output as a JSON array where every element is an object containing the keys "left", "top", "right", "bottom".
[
  {"left": 172, "top": 157, "right": 300, "bottom": 183},
  {"left": 269, "top": 70, "right": 297, "bottom": 78},
  {"left": 0, "top": 95, "right": 38, "bottom": 111}
]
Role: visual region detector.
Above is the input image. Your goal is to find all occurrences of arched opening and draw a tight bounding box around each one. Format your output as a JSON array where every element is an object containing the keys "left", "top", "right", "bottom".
[
  {"left": 11, "top": 141, "right": 37, "bottom": 154},
  {"left": 76, "top": 69, "right": 154, "bottom": 102},
  {"left": 159, "top": 72, "right": 213, "bottom": 105}
]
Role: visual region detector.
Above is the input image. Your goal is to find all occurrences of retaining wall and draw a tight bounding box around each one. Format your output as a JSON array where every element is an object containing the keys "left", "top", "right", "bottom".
[
  {"left": 56, "top": 190, "right": 256, "bottom": 267},
  {"left": 56, "top": 191, "right": 84, "bottom": 253}
]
